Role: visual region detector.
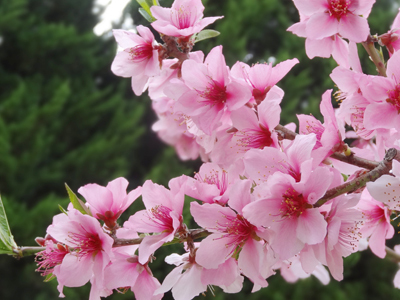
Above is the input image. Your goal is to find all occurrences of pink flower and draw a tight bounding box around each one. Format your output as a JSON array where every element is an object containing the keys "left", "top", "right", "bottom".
[
  {"left": 191, "top": 180, "right": 276, "bottom": 288},
  {"left": 150, "top": 0, "right": 223, "bottom": 38},
  {"left": 367, "top": 160, "right": 400, "bottom": 211},
  {"left": 379, "top": 8, "right": 400, "bottom": 56},
  {"left": 304, "top": 195, "right": 363, "bottom": 280},
  {"left": 35, "top": 240, "right": 69, "bottom": 277},
  {"left": 243, "top": 133, "right": 317, "bottom": 184},
  {"left": 104, "top": 253, "right": 162, "bottom": 300},
  {"left": 124, "top": 176, "right": 187, "bottom": 264},
  {"left": 184, "top": 162, "right": 242, "bottom": 205},
  {"left": 78, "top": 177, "right": 141, "bottom": 229},
  {"left": 243, "top": 167, "right": 333, "bottom": 260},
  {"left": 156, "top": 252, "right": 242, "bottom": 300},
  {"left": 298, "top": 89, "right": 346, "bottom": 161},
  {"left": 111, "top": 26, "right": 161, "bottom": 96},
  {"left": 361, "top": 51, "right": 400, "bottom": 130},
  {"left": 357, "top": 190, "right": 394, "bottom": 258},
  {"left": 175, "top": 46, "right": 252, "bottom": 135},
  {"left": 291, "top": 0, "right": 375, "bottom": 43},
  {"left": 46, "top": 209, "right": 114, "bottom": 299},
  {"left": 231, "top": 59, "right": 299, "bottom": 104}
]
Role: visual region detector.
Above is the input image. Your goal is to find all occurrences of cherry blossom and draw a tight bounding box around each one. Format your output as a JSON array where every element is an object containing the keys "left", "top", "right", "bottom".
[
  {"left": 78, "top": 177, "right": 141, "bottom": 229},
  {"left": 150, "top": 0, "right": 223, "bottom": 38},
  {"left": 111, "top": 26, "right": 161, "bottom": 96}
]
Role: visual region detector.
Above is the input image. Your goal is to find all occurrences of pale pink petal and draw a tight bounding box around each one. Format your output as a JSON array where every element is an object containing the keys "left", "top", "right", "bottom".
[
  {"left": 156, "top": 265, "right": 184, "bottom": 294},
  {"left": 78, "top": 184, "right": 113, "bottom": 215},
  {"left": 297, "top": 209, "right": 327, "bottom": 244},
  {"left": 306, "top": 38, "right": 333, "bottom": 59},
  {"left": 57, "top": 254, "right": 92, "bottom": 287},
  {"left": 271, "top": 217, "right": 304, "bottom": 259},
  {"left": 306, "top": 13, "right": 339, "bottom": 39},
  {"left": 364, "top": 103, "right": 400, "bottom": 130},
  {"left": 269, "top": 58, "right": 299, "bottom": 86},
  {"left": 228, "top": 180, "right": 252, "bottom": 213},
  {"left": 238, "top": 239, "right": 268, "bottom": 287},
  {"left": 133, "top": 270, "right": 162, "bottom": 300},
  {"left": 387, "top": 50, "right": 400, "bottom": 80},
  {"left": 171, "top": 265, "right": 206, "bottom": 300},
  {"left": 339, "top": 14, "right": 369, "bottom": 43},
  {"left": 138, "top": 232, "right": 172, "bottom": 264},
  {"left": 196, "top": 234, "right": 234, "bottom": 268},
  {"left": 292, "top": 0, "right": 326, "bottom": 15},
  {"left": 368, "top": 222, "right": 391, "bottom": 258},
  {"left": 225, "top": 80, "right": 252, "bottom": 110},
  {"left": 190, "top": 202, "right": 236, "bottom": 230},
  {"left": 332, "top": 36, "right": 350, "bottom": 67}
]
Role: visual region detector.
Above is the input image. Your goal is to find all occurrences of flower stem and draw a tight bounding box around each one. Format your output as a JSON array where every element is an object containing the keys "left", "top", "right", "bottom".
[{"left": 361, "top": 35, "right": 387, "bottom": 77}]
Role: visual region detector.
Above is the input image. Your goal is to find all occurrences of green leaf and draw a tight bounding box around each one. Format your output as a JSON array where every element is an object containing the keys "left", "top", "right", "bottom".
[
  {"left": 341, "top": 173, "right": 349, "bottom": 182},
  {"left": 139, "top": 8, "right": 155, "bottom": 22},
  {"left": 0, "top": 195, "right": 18, "bottom": 255},
  {"left": 65, "top": 183, "right": 91, "bottom": 215},
  {"left": 194, "top": 30, "right": 220, "bottom": 43},
  {"left": 58, "top": 204, "right": 68, "bottom": 215},
  {"left": 44, "top": 273, "right": 56, "bottom": 282},
  {"left": 136, "top": 0, "right": 151, "bottom": 13}
]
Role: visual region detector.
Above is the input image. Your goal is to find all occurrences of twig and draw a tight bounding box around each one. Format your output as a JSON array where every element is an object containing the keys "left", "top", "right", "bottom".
[{"left": 314, "top": 148, "right": 397, "bottom": 207}]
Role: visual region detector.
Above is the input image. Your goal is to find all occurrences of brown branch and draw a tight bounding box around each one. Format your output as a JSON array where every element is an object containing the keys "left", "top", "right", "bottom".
[
  {"left": 274, "top": 124, "right": 380, "bottom": 170},
  {"left": 314, "top": 148, "right": 397, "bottom": 207},
  {"left": 112, "top": 229, "right": 211, "bottom": 248}
]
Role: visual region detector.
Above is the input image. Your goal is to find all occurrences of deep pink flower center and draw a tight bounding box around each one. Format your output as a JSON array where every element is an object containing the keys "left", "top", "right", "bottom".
[
  {"left": 252, "top": 87, "right": 271, "bottom": 104},
  {"left": 149, "top": 205, "right": 174, "bottom": 231},
  {"left": 195, "top": 169, "right": 228, "bottom": 195},
  {"left": 172, "top": 6, "right": 195, "bottom": 29},
  {"left": 302, "top": 120, "right": 324, "bottom": 149},
  {"left": 280, "top": 189, "right": 310, "bottom": 218},
  {"left": 363, "top": 206, "right": 386, "bottom": 223},
  {"left": 198, "top": 78, "right": 227, "bottom": 107},
  {"left": 69, "top": 231, "right": 103, "bottom": 258},
  {"left": 235, "top": 124, "right": 273, "bottom": 150},
  {"left": 327, "top": 0, "right": 351, "bottom": 20},
  {"left": 386, "top": 84, "right": 400, "bottom": 113},
  {"left": 35, "top": 242, "right": 68, "bottom": 276},
  {"left": 217, "top": 214, "right": 256, "bottom": 248},
  {"left": 128, "top": 44, "right": 153, "bottom": 62}
]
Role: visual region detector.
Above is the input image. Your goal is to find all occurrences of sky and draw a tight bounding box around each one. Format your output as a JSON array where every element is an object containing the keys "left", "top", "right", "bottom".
[{"left": 93, "top": 0, "right": 133, "bottom": 36}]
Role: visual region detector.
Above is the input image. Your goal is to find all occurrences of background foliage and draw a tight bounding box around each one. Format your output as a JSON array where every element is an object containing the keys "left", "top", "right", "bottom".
[{"left": 0, "top": 0, "right": 399, "bottom": 299}]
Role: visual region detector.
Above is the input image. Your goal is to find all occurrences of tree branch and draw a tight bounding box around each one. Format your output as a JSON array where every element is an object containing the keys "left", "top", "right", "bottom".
[
  {"left": 314, "top": 148, "right": 397, "bottom": 207},
  {"left": 274, "top": 124, "right": 380, "bottom": 170}
]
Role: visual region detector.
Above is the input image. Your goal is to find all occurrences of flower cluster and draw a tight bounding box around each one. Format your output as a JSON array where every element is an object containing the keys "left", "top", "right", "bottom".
[{"left": 32, "top": 0, "right": 400, "bottom": 299}]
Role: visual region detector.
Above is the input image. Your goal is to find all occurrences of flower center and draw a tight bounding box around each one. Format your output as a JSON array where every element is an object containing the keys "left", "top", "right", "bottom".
[
  {"left": 197, "top": 78, "right": 227, "bottom": 107},
  {"left": 235, "top": 124, "right": 273, "bottom": 150},
  {"left": 35, "top": 242, "right": 69, "bottom": 276},
  {"left": 68, "top": 231, "right": 103, "bottom": 258},
  {"left": 252, "top": 87, "right": 271, "bottom": 104},
  {"left": 386, "top": 83, "right": 400, "bottom": 113},
  {"left": 195, "top": 169, "right": 228, "bottom": 195},
  {"left": 128, "top": 44, "right": 153, "bottom": 62},
  {"left": 149, "top": 205, "right": 174, "bottom": 231},
  {"left": 302, "top": 120, "right": 324, "bottom": 149},
  {"left": 217, "top": 214, "right": 255, "bottom": 249},
  {"left": 172, "top": 6, "right": 195, "bottom": 29},
  {"left": 280, "top": 189, "right": 311, "bottom": 218},
  {"left": 327, "top": 0, "right": 351, "bottom": 20}
]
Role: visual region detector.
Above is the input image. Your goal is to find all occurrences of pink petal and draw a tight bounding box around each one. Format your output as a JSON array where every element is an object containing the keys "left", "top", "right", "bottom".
[
  {"left": 133, "top": 270, "right": 162, "bottom": 300},
  {"left": 238, "top": 239, "right": 268, "bottom": 287},
  {"left": 387, "top": 50, "right": 400, "bottom": 81},
  {"left": 196, "top": 234, "right": 234, "bottom": 269},
  {"left": 297, "top": 209, "right": 327, "bottom": 244},
  {"left": 339, "top": 14, "right": 369, "bottom": 43},
  {"left": 306, "top": 37, "right": 333, "bottom": 59},
  {"left": 190, "top": 202, "right": 236, "bottom": 230},
  {"left": 171, "top": 265, "right": 207, "bottom": 300},
  {"left": 306, "top": 13, "right": 339, "bottom": 39}
]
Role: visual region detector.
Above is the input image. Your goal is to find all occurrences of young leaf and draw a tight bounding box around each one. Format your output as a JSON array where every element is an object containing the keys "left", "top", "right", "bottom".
[
  {"left": 64, "top": 183, "right": 91, "bottom": 215},
  {"left": 195, "top": 29, "right": 220, "bottom": 43},
  {"left": 58, "top": 204, "right": 68, "bottom": 215},
  {"left": 0, "top": 195, "right": 18, "bottom": 255},
  {"left": 139, "top": 8, "right": 155, "bottom": 22}
]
